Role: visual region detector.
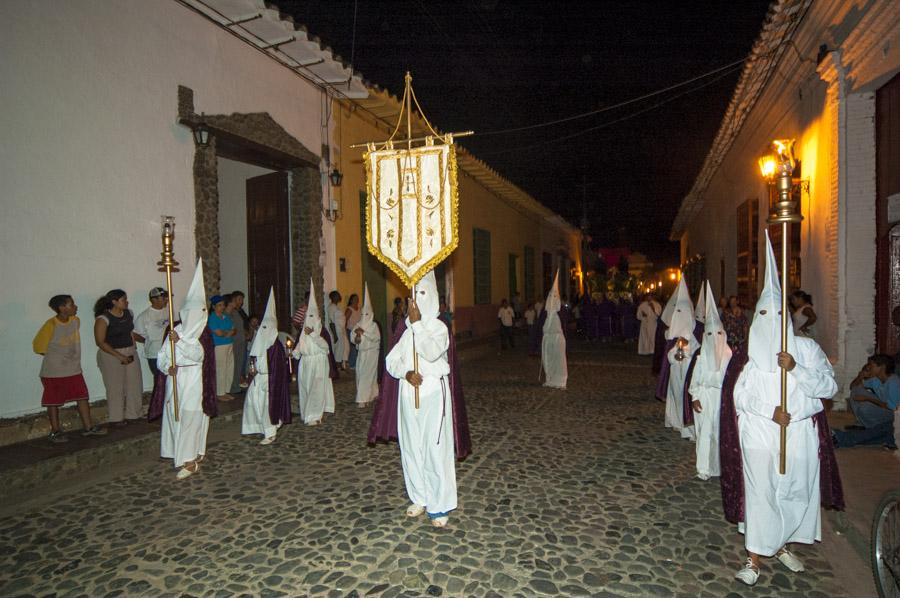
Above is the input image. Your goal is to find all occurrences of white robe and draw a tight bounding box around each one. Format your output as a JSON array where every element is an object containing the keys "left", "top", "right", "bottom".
[
  {"left": 688, "top": 354, "right": 729, "bottom": 479},
  {"left": 328, "top": 304, "right": 349, "bottom": 363},
  {"left": 352, "top": 324, "right": 380, "bottom": 404},
  {"left": 386, "top": 318, "right": 457, "bottom": 515},
  {"left": 158, "top": 331, "right": 209, "bottom": 468},
  {"left": 636, "top": 300, "right": 661, "bottom": 355},
  {"left": 241, "top": 352, "right": 279, "bottom": 439},
  {"left": 665, "top": 339, "right": 698, "bottom": 440},
  {"left": 734, "top": 337, "right": 837, "bottom": 556},
  {"left": 294, "top": 333, "right": 335, "bottom": 424},
  {"left": 541, "top": 313, "right": 567, "bottom": 389}
]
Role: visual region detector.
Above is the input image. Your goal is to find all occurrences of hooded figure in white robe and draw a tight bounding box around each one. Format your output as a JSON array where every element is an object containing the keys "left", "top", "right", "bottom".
[
  {"left": 688, "top": 282, "right": 731, "bottom": 479},
  {"left": 352, "top": 285, "right": 381, "bottom": 405},
  {"left": 636, "top": 295, "right": 662, "bottom": 355},
  {"left": 733, "top": 230, "right": 837, "bottom": 578},
  {"left": 665, "top": 278, "right": 697, "bottom": 440},
  {"left": 385, "top": 270, "right": 457, "bottom": 525},
  {"left": 293, "top": 280, "right": 335, "bottom": 425},
  {"left": 541, "top": 270, "right": 567, "bottom": 389},
  {"left": 158, "top": 259, "right": 212, "bottom": 478},
  {"left": 241, "top": 288, "right": 290, "bottom": 443}
]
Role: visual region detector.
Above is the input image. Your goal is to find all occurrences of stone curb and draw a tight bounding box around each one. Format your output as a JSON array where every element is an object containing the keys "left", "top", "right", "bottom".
[{"left": 0, "top": 409, "right": 245, "bottom": 504}]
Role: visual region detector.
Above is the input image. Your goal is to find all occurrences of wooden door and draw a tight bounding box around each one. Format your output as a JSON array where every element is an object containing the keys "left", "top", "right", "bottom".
[
  {"left": 246, "top": 171, "right": 290, "bottom": 330},
  {"left": 876, "top": 73, "right": 900, "bottom": 354}
]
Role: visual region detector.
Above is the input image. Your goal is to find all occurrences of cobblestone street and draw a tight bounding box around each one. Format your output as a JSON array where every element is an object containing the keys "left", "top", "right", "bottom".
[{"left": 0, "top": 341, "right": 855, "bottom": 597}]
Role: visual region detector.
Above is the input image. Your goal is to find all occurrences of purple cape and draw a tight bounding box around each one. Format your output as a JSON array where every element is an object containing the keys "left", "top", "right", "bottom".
[
  {"left": 266, "top": 341, "right": 292, "bottom": 426},
  {"left": 682, "top": 350, "right": 700, "bottom": 426},
  {"left": 719, "top": 350, "right": 844, "bottom": 524},
  {"left": 367, "top": 317, "right": 472, "bottom": 460},
  {"left": 654, "top": 338, "right": 676, "bottom": 401},
  {"left": 148, "top": 326, "right": 218, "bottom": 421},
  {"left": 651, "top": 322, "right": 668, "bottom": 375}
]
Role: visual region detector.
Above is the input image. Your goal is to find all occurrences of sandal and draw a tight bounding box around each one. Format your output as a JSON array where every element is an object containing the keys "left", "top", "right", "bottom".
[
  {"left": 176, "top": 461, "right": 200, "bottom": 480},
  {"left": 430, "top": 516, "right": 449, "bottom": 528},
  {"left": 406, "top": 504, "right": 425, "bottom": 517}
]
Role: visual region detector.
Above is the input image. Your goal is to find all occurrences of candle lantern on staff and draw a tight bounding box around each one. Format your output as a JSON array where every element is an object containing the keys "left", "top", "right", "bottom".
[
  {"left": 284, "top": 337, "right": 295, "bottom": 381},
  {"left": 157, "top": 216, "right": 181, "bottom": 421},
  {"left": 353, "top": 72, "right": 471, "bottom": 408},
  {"left": 758, "top": 139, "right": 804, "bottom": 475}
]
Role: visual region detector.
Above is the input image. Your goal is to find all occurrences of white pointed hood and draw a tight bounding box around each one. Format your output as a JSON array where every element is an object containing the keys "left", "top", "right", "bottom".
[
  {"left": 694, "top": 281, "right": 707, "bottom": 323},
  {"left": 660, "top": 288, "right": 678, "bottom": 326},
  {"left": 304, "top": 279, "right": 323, "bottom": 336},
  {"left": 544, "top": 270, "right": 561, "bottom": 315},
  {"left": 250, "top": 287, "right": 278, "bottom": 357},
  {"left": 697, "top": 282, "right": 732, "bottom": 383},
  {"left": 748, "top": 230, "right": 796, "bottom": 372},
  {"left": 412, "top": 269, "right": 439, "bottom": 323},
  {"left": 665, "top": 278, "right": 695, "bottom": 340},
  {"left": 359, "top": 283, "right": 375, "bottom": 330},
  {"left": 179, "top": 259, "right": 208, "bottom": 341}
]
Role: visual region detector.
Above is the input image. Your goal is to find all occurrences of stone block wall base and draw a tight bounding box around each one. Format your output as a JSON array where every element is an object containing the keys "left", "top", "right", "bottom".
[{"left": 0, "top": 394, "right": 151, "bottom": 448}]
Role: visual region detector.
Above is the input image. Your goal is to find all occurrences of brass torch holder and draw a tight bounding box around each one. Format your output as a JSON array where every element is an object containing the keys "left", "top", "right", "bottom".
[
  {"left": 768, "top": 172, "right": 803, "bottom": 476},
  {"left": 157, "top": 217, "right": 181, "bottom": 421}
]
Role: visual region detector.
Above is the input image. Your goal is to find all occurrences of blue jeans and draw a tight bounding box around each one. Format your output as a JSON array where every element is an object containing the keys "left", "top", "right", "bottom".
[
  {"left": 849, "top": 389, "right": 894, "bottom": 428},
  {"left": 834, "top": 421, "right": 894, "bottom": 448}
]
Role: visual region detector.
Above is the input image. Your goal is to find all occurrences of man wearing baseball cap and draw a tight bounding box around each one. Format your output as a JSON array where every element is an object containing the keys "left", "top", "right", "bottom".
[{"left": 133, "top": 287, "right": 170, "bottom": 380}]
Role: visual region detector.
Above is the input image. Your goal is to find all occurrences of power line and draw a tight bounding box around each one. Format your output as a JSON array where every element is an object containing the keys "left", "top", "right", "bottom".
[
  {"left": 475, "top": 63, "right": 744, "bottom": 157},
  {"left": 473, "top": 57, "right": 748, "bottom": 137}
]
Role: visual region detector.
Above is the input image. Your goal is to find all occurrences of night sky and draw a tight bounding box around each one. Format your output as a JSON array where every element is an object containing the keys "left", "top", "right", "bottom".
[{"left": 281, "top": 0, "right": 772, "bottom": 266}]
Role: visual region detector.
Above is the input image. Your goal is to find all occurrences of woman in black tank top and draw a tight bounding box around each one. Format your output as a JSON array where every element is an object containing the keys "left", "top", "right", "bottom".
[{"left": 93, "top": 290, "right": 143, "bottom": 424}]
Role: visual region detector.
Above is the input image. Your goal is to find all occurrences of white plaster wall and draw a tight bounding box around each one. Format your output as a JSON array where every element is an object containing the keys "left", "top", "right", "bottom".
[
  {"left": 217, "top": 158, "right": 274, "bottom": 308},
  {"left": 678, "top": 0, "right": 900, "bottom": 397},
  {"left": 0, "top": 1, "right": 325, "bottom": 417}
]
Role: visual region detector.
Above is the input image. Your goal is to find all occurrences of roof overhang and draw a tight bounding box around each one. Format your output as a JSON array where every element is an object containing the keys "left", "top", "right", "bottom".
[
  {"left": 668, "top": 0, "right": 812, "bottom": 240},
  {"left": 178, "top": 0, "right": 369, "bottom": 99}
]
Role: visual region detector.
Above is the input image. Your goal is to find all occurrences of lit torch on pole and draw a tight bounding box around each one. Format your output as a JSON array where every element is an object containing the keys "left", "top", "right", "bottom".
[{"left": 158, "top": 216, "right": 180, "bottom": 421}]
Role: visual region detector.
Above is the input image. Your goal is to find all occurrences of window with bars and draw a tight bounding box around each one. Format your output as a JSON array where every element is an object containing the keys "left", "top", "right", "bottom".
[
  {"left": 473, "top": 228, "right": 491, "bottom": 305},
  {"left": 524, "top": 246, "right": 535, "bottom": 301},
  {"left": 736, "top": 199, "right": 760, "bottom": 307}
]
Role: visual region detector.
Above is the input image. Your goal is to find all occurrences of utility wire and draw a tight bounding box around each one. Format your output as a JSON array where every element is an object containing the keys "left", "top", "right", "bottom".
[
  {"left": 476, "top": 63, "right": 744, "bottom": 156},
  {"left": 474, "top": 57, "right": 748, "bottom": 137}
]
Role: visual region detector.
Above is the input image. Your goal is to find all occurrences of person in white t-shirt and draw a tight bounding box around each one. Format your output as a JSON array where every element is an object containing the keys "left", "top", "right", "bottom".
[
  {"left": 498, "top": 299, "right": 516, "bottom": 351},
  {"left": 133, "top": 287, "right": 171, "bottom": 378}
]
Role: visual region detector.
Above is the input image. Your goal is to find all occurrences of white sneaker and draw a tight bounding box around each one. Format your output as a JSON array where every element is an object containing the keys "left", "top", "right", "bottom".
[
  {"left": 776, "top": 548, "right": 804, "bottom": 572},
  {"left": 734, "top": 559, "right": 759, "bottom": 586}
]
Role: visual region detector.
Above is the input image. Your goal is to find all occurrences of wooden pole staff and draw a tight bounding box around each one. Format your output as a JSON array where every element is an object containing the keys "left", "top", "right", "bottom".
[
  {"left": 779, "top": 221, "right": 789, "bottom": 475},
  {"left": 158, "top": 216, "right": 181, "bottom": 421}
]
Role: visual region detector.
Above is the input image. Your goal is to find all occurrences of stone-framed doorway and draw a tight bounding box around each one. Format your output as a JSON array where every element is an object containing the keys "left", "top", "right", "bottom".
[{"left": 177, "top": 86, "right": 324, "bottom": 313}]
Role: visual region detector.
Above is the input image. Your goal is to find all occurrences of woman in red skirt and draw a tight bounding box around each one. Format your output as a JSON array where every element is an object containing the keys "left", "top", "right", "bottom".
[{"left": 32, "top": 295, "right": 106, "bottom": 442}]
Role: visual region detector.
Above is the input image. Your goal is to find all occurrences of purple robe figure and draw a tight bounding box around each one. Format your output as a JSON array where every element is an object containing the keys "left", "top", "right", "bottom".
[
  {"left": 368, "top": 317, "right": 472, "bottom": 460},
  {"left": 718, "top": 350, "right": 845, "bottom": 525},
  {"left": 597, "top": 299, "right": 614, "bottom": 339},
  {"left": 651, "top": 321, "right": 668, "bottom": 376},
  {"left": 266, "top": 341, "right": 292, "bottom": 426},
  {"left": 148, "top": 326, "right": 218, "bottom": 421},
  {"left": 654, "top": 338, "right": 677, "bottom": 401}
]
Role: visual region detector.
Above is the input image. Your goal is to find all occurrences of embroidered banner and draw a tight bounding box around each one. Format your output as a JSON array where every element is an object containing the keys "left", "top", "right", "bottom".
[{"left": 365, "top": 141, "right": 459, "bottom": 288}]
